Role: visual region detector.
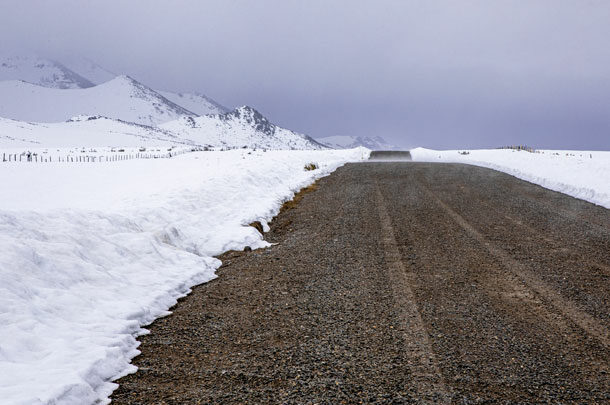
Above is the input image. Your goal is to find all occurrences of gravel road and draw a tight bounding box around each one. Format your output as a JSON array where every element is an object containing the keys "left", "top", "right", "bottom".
[{"left": 111, "top": 162, "right": 610, "bottom": 404}]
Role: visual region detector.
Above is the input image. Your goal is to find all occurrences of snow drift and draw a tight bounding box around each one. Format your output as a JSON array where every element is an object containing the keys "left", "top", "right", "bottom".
[
  {"left": 0, "top": 148, "right": 369, "bottom": 405},
  {"left": 411, "top": 147, "right": 610, "bottom": 209}
]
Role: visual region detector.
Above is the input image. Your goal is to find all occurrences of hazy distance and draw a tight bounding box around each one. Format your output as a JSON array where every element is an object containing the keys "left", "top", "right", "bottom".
[{"left": 1, "top": 0, "right": 609, "bottom": 149}]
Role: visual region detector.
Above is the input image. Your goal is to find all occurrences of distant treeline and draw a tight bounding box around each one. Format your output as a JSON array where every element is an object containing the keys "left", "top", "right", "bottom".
[{"left": 497, "top": 145, "right": 536, "bottom": 153}]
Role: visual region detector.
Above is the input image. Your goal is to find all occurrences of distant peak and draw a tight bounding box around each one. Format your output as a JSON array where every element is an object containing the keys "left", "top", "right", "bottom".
[
  {"left": 227, "top": 105, "right": 265, "bottom": 120},
  {"left": 113, "top": 74, "right": 137, "bottom": 83},
  {"left": 234, "top": 105, "right": 258, "bottom": 114},
  {"left": 219, "top": 105, "right": 275, "bottom": 134}
]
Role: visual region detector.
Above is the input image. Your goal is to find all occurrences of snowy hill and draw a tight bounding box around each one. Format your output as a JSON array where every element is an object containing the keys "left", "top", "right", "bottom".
[
  {"left": 158, "top": 91, "right": 229, "bottom": 116},
  {"left": 0, "top": 53, "right": 94, "bottom": 89},
  {"left": 61, "top": 56, "right": 116, "bottom": 85},
  {"left": 0, "top": 108, "right": 328, "bottom": 151},
  {"left": 0, "top": 76, "right": 197, "bottom": 126},
  {"left": 0, "top": 115, "right": 198, "bottom": 148},
  {"left": 317, "top": 135, "right": 396, "bottom": 150},
  {"left": 161, "top": 106, "right": 327, "bottom": 150},
  {"left": 0, "top": 53, "right": 230, "bottom": 120}
]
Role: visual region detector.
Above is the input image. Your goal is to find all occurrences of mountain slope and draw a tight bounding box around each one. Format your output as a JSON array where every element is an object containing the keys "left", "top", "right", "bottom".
[
  {"left": 0, "top": 54, "right": 94, "bottom": 89},
  {"left": 61, "top": 56, "right": 116, "bottom": 85},
  {"left": 1, "top": 54, "right": 230, "bottom": 120},
  {"left": 317, "top": 135, "right": 396, "bottom": 150},
  {"left": 0, "top": 115, "right": 197, "bottom": 148},
  {"left": 161, "top": 106, "right": 326, "bottom": 150},
  {"left": 0, "top": 76, "right": 197, "bottom": 126},
  {"left": 158, "top": 91, "right": 229, "bottom": 116}
]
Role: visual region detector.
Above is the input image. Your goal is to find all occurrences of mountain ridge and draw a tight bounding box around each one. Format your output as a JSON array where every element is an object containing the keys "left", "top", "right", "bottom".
[
  {"left": 161, "top": 105, "right": 327, "bottom": 150},
  {"left": 0, "top": 75, "right": 197, "bottom": 126},
  {"left": 0, "top": 53, "right": 95, "bottom": 89},
  {"left": 317, "top": 135, "right": 396, "bottom": 150}
]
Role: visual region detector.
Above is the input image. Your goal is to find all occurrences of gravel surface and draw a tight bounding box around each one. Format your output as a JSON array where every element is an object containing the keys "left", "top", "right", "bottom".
[{"left": 111, "top": 162, "right": 610, "bottom": 404}]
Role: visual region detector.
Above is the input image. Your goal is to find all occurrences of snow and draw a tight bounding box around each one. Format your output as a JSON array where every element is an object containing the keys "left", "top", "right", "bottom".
[
  {"left": 161, "top": 106, "right": 326, "bottom": 150},
  {"left": 0, "top": 116, "right": 197, "bottom": 149},
  {"left": 158, "top": 91, "right": 229, "bottom": 116},
  {"left": 0, "top": 53, "right": 94, "bottom": 89},
  {"left": 0, "top": 76, "right": 195, "bottom": 126},
  {"left": 317, "top": 135, "right": 396, "bottom": 150},
  {"left": 0, "top": 148, "right": 369, "bottom": 405},
  {"left": 411, "top": 147, "right": 610, "bottom": 209},
  {"left": 60, "top": 57, "right": 116, "bottom": 86},
  {"left": 0, "top": 106, "right": 323, "bottom": 151}
]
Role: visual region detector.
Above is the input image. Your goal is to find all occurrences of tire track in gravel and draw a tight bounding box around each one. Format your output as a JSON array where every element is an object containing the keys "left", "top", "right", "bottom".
[
  {"left": 418, "top": 180, "right": 610, "bottom": 349},
  {"left": 378, "top": 163, "right": 610, "bottom": 402},
  {"left": 471, "top": 188, "right": 610, "bottom": 280},
  {"left": 374, "top": 184, "right": 452, "bottom": 404},
  {"left": 416, "top": 167, "right": 610, "bottom": 323},
  {"left": 111, "top": 162, "right": 610, "bottom": 404}
]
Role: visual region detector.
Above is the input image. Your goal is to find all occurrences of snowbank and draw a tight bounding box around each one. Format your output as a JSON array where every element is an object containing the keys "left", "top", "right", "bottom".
[
  {"left": 411, "top": 147, "right": 610, "bottom": 209},
  {"left": 0, "top": 148, "right": 369, "bottom": 405}
]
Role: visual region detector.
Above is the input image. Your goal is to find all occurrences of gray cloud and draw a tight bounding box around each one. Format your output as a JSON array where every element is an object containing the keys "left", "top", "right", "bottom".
[{"left": 1, "top": 0, "right": 609, "bottom": 149}]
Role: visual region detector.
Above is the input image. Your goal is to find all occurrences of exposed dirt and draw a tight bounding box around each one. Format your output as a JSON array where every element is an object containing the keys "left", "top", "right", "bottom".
[{"left": 111, "top": 162, "right": 610, "bottom": 404}]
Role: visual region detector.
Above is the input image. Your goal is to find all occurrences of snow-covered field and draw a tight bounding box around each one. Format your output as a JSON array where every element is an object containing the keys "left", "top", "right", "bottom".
[
  {"left": 411, "top": 147, "right": 610, "bottom": 209},
  {"left": 0, "top": 148, "right": 369, "bottom": 405}
]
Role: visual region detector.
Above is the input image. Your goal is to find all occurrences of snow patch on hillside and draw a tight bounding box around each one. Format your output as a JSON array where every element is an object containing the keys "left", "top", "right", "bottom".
[
  {"left": 158, "top": 91, "right": 229, "bottom": 116},
  {"left": 411, "top": 147, "right": 610, "bottom": 209}
]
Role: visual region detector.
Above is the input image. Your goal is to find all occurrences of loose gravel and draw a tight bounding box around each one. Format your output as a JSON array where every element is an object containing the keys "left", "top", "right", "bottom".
[{"left": 111, "top": 162, "right": 610, "bottom": 404}]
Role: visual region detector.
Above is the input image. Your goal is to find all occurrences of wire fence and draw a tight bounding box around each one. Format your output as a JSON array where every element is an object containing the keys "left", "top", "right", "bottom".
[{"left": 1, "top": 148, "right": 197, "bottom": 163}]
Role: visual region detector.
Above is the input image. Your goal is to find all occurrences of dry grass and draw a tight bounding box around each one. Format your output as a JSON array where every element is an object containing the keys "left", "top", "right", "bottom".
[
  {"left": 279, "top": 182, "right": 319, "bottom": 214},
  {"left": 304, "top": 163, "right": 319, "bottom": 171},
  {"left": 249, "top": 221, "right": 264, "bottom": 234}
]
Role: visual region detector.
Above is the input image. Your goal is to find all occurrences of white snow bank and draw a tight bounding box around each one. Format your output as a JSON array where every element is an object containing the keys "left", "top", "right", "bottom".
[
  {"left": 0, "top": 148, "right": 369, "bottom": 405},
  {"left": 411, "top": 147, "right": 610, "bottom": 209}
]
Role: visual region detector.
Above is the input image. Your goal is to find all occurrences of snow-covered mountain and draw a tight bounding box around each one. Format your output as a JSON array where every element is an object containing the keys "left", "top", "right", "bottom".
[
  {"left": 161, "top": 106, "right": 327, "bottom": 150},
  {"left": 61, "top": 56, "right": 116, "bottom": 85},
  {"left": 317, "top": 135, "right": 396, "bottom": 150},
  {"left": 0, "top": 76, "right": 197, "bottom": 126},
  {"left": 0, "top": 54, "right": 94, "bottom": 89},
  {"left": 1, "top": 53, "right": 230, "bottom": 120},
  {"left": 0, "top": 115, "right": 197, "bottom": 148},
  {"left": 158, "top": 91, "right": 229, "bottom": 116},
  {"left": 0, "top": 54, "right": 325, "bottom": 150},
  {"left": 0, "top": 107, "right": 328, "bottom": 151}
]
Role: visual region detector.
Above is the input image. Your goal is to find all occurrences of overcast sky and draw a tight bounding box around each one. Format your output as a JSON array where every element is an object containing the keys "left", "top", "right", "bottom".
[{"left": 1, "top": 0, "right": 609, "bottom": 149}]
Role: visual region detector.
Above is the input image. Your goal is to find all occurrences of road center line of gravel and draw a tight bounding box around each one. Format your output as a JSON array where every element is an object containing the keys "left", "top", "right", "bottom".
[
  {"left": 419, "top": 181, "right": 610, "bottom": 349},
  {"left": 374, "top": 183, "right": 453, "bottom": 404}
]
